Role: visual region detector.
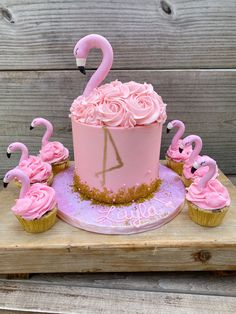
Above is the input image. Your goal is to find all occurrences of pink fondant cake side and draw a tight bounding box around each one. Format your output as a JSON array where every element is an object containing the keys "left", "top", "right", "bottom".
[{"left": 71, "top": 117, "right": 163, "bottom": 203}]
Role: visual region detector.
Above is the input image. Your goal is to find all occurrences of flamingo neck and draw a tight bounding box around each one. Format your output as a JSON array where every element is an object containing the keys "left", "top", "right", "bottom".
[
  {"left": 83, "top": 36, "right": 113, "bottom": 97},
  {"left": 19, "top": 179, "right": 30, "bottom": 198},
  {"left": 20, "top": 145, "right": 29, "bottom": 162},
  {"left": 197, "top": 161, "right": 216, "bottom": 190},
  {"left": 41, "top": 120, "right": 53, "bottom": 146},
  {"left": 171, "top": 121, "right": 185, "bottom": 149},
  {"left": 188, "top": 137, "right": 202, "bottom": 164},
  {"left": 8, "top": 169, "right": 30, "bottom": 198},
  {"left": 13, "top": 143, "right": 29, "bottom": 163}
]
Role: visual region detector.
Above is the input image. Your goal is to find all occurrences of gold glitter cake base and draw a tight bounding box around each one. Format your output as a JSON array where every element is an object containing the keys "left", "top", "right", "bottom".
[{"left": 73, "top": 174, "right": 161, "bottom": 205}]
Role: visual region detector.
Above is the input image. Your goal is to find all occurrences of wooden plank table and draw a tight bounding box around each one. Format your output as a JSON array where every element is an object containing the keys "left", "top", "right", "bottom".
[
  {"left": 0, "top": 164, "right": 235, "bottom": 275},
  {"left": 0, "top": 271, "right": 236, "bottom": 313},
  {"left": 0, "top": 1, "right": 236, "bottom": 311}
]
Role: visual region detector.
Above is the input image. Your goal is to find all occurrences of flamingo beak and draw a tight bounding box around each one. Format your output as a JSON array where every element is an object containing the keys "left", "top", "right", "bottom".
[
  {"left": 6, "top": 152, "right": 11, "bottom": 158},
  {"left": 191, "top": 166, "right": 197, "bottom": 174},
  {"left": 78, "top": 66, "right": 86, "bottom": 75},
  {"left": 30, "top": 125, "right": 34, "bottom": 130},
  {"left": 179, "top": 147, "right": 184, "bottom": 153},
  {"left": 76, "top": 58, "right": 86, "bottom": 75},
  {"left": 3, "top": 181, "right": 8, "bottom": 188},
  {"left": 166, "top": 128, "right": 170, "bottom": 134}
]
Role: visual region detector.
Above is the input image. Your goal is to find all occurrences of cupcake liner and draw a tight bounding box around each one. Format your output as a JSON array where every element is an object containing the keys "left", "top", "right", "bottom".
[
  {"left": 15, "top": 207, "right": 57, "bottom": 233},
  {"left": 181, "top": 175, "right": 193, "bottom": 187},
  {"left": 52, "top": 158, "right": 70, "bottom": 175},
  {"left": 187, "top": 201, "right": 229, "bottom": 227},
  {"left": 166, "top": 156, "right": 184, "bottom": 176},
  {"left": 46, "top": 173, "right": 54, "bottom": 186}
]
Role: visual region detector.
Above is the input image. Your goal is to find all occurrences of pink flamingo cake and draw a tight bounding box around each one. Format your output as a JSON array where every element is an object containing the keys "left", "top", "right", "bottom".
[
  {"left": 70, "top": 34, "right": 167, "bottom": 204},
  {"left": 7, "top": 142, "right": 53, "bottom": 186},
  {"left": 166, "top": 120, "right": 192, "bottom": 175},
  {"left": 3, "top": 168, "right": 57, "bottom": 233},
  {"left": 179, "top": 135, "right": 218, "bottom": 187},
  {"left": 186, "top": 156, "right": 230, "bottom": 227},
  {"left": 30, "top": 118, "right": 69, "bottom": 175}
]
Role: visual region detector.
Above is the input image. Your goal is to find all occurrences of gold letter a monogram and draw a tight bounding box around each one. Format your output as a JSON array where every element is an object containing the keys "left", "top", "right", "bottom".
[{"left": 95, "top": 127, "right": 124, "bottom": 186}]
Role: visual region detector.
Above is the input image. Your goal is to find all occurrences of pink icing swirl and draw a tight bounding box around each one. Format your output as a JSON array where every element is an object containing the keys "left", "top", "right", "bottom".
[
  {"left": 186, "top": 178, "right": 230, "bottom": 210},
  {"left": 18, "top": 156, "right": 52, "bottom": 184},
  {"left": 70, "top": 80, "right": 167, "bottom": 127},
  {"left": 166, "top": 139, "right": 192, "bottom": 162},
  {"left": 11, "top": 184, "right": 56, "bottom": 220},
  {"left": 183, "top": 155, "right": 219, "bottom": 180},
  {"left": 40, "top": 142, "right": 69, "bottom": 164}
]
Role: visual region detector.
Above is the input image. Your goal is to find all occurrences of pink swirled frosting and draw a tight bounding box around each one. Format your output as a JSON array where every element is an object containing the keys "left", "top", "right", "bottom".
[
  {"left": 11, "top": 184, "right": 56, "bottom": 220},
  {"left": 166, "top": 140, "right": 192, "bottom": 162},
  {"left": 18, "top": 156, "right": 52, "bottom": 184},
  {"left": 70, "top": 80, "right": 167, "bottom": 127},
  {"left": 183, "top": 156, "right": 219, "bottom": 180},
  {"left": 40, "top": 142, "right": 69, "bottom": 164},
  {"left": 186, "top": 178, "right": 230, "bottom": 210}
]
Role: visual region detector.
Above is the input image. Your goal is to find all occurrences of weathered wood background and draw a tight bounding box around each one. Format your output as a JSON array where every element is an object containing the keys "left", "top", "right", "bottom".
[{"left": 0, "top": 0, "right": 236, "bottom": 177}]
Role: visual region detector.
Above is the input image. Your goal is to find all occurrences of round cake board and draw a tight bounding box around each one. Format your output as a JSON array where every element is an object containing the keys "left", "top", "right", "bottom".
[{"left": 52, "top": 165, "right": 186, "bottom": 235}]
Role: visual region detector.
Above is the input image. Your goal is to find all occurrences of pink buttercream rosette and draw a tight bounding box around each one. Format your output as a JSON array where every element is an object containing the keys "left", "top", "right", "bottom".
[
  {"left": 12, "top": 184, "right": 56, "bottom": 220},
  {"left": 186, "top": 178, "right": 230, "bottom": 211},
  {"left": 70, "top": 80, "right": 167, "bottom": 127},
  {"left": 18, "top": 156, "right": 52, "bottom": 184},
  {"left": 40, "top": 142, "right": 69, "bottom": 164}
]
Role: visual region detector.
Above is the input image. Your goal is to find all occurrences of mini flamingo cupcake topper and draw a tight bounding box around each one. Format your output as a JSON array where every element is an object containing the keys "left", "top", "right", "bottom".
[
  {"left": 179, "top": 135, "right": 203, "bottom": 165},
  {"left": 74, "top": 34, "right": 113, "bottom": 96},
  {"left": 30, "top": 118, "right": 69, "bottom": 174},
  {"left": 7, "top": 142, "right": 29, "bottom": 162},
  {"left": 167, "top": 120, "right": 186, "bottom": 149},
  {"left": 6, "top": 142, "right": 52, "bottom": 185},
  {"left": 191, "top": 157, "right": 218, "bottom": 190},
  {"left": 30, "top": 118, "right": 53, "bottom": 146},
  {"left": 179, "top": 135, "right": 218, "bottom": 187},
  {"left": 3, "top": 168, "right": 30, "bottom": 198}
]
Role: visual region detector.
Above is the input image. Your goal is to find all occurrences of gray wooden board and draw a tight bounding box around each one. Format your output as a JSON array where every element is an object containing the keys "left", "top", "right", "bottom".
[
  {"left": 27, "top": 272, "right": 236, "bottom": 297},
  {"left": 0, "top": 69, "right": 235, "bottom": 177},
  {"left": 0, "top": 278, "right": 236, "bottom": 314},
  {"left": 228, "top": 175, "right": 236, "bottom": 186},
  {"left": 0, "top": 0, "right": 236, "bottom": 70}
]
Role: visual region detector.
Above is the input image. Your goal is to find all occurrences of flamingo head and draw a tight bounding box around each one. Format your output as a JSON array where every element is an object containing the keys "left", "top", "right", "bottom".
[
  {"left": 6, "top": 144, "right": 12, "bottom": 158},
  {"left": 191, "top": 161, "right": 201, "bottom": 174},
  {"left": 30, "top": 117, "right": 50, "bottom": 130},
  {"left": 6, "top": 142, "right": 23, "bottom": 158},
  {"left": 179, "top": 135, "right": 195, "bottom": 153},
  {"left": 3, "top": 169, "right": 23, "bottom": 188},
  {"left": 73, "top": 37, "right": 90, "bottom": 75},
  {"left": 166, "top": 121, "right": 173, "bottom": 134},
  {"left": 178, "top": 140, "right": 187, "bottom": 153},
  {"left": 191, "top": 156, "right": 215, "bottom": 174}
]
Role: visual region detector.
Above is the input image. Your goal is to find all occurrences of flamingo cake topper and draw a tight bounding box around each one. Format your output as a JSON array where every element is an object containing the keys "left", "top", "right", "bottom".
[{"left": 74, "top": 34, "right": 114, "bottom": 97}]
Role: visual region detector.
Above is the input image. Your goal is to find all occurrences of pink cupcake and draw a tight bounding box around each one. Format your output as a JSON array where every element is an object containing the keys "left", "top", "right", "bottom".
[
  {"left": 166, "top": 120, "right": 192, "bottom": 175},
  {"left": 186, "top": 156, "right": 230, "bottom": 227}
]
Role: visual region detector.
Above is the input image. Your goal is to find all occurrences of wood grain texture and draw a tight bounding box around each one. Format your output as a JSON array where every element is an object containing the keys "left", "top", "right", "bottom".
[
  {"left": 0, "top": 280, "right": 236, "bottom": 314},
  {"left": 0, "top": 69, "right": 235, "bottom": 177},
  {"left": 0, "top": 0, "right": 236, "bottom": 70},
  {"left": 0, "top": 166, "right": 235, "bottom": 273},
  {"left": 228, "top": 175, "right": 236, "bottom": 186},
  {"left": 30, "top": 272, "right": 236, "bottom": 297}
]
